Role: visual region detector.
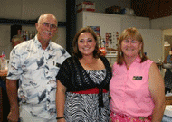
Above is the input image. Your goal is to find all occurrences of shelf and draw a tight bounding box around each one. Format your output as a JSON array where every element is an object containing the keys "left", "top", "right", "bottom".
[
  {"left": 105, "top": 51, "right": 118, "bottom": 58},
  {"left": 105, "top": 54, "right": 118, "bottom": 58},
  {"left": 0, "top": 18, "right": 66, "bottom": 27}
]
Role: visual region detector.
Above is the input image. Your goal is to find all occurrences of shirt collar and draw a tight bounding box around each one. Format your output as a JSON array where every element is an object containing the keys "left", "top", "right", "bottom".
[
  {"left": 33, "top": 35, "right": 52, "bottom": 51},
  {"left": 123, "top": 55, "right": 141, "bottom": 66}
]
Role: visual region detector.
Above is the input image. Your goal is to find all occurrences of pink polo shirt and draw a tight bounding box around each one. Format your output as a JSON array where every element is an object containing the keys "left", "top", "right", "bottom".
[{"left": 110, "top": 57, "right": 154, "bottom": 117}]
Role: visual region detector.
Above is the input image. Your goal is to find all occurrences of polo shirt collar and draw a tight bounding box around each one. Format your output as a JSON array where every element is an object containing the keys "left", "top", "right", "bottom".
[
  {"left": 123, "top": 55, "right": 141, "bottom": 66},
  {"left": 33, "top": 35, "right": 52, "bottom": 51}
]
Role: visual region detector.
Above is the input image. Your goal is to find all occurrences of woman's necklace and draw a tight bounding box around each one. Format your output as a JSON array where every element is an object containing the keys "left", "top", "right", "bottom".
[{"left": 82, "top": 58, "right": 98, "bottom": 68}]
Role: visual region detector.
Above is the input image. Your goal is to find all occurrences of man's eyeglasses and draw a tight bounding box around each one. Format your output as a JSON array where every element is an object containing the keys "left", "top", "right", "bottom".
[{"left": 41, "top": 22, "right": 57, "bottom": 30}]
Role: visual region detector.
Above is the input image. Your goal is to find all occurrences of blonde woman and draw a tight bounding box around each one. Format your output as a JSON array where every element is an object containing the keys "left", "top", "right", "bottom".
[{"left": 110, "top": 27, "right": 165, "bottom": 122}]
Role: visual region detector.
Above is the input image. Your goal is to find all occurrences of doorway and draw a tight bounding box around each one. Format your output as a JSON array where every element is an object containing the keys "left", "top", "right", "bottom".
[
  {"left": 162, "top": 28, "right": 172, "bottom": 78},
  {"left": 163, "top": 28, "right": 172, "bottom": 60}
]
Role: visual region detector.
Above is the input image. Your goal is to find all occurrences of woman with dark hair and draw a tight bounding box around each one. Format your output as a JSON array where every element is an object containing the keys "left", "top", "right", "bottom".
[
  {"left": 56, "top": 26, "right": 112, "bottom": 122},
  {"left": 110, "top": 27, "right": 165, "bottom": 122}
]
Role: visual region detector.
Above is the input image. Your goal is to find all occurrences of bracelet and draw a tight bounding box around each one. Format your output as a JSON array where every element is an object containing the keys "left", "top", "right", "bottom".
[{"left": 56, "top": 117, "right": 64, "bottom": 120}]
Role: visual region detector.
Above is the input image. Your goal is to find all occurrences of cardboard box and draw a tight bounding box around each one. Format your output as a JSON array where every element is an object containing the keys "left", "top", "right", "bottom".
[
  {"left": 77, "top": 1, "right": 95, "bottom": 13},
  {"left": 105, "top": 5, "right": 121, "bottom": 14}
]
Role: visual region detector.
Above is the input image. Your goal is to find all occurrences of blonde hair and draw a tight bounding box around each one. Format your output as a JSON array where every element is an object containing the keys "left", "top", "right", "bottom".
[{"left": 117, "top": 27, "right": 148, "bottom": 65}]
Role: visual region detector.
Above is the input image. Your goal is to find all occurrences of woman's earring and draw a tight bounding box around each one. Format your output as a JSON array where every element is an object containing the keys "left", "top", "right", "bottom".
[
  {"left": 139, "top": 50, "right": 142, "bottom": 56},
  {"left": 119, "top": 51, "right": 122, "bottom": 56}
]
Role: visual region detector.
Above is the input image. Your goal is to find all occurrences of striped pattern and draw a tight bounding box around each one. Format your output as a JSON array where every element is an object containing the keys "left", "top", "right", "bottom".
[
  {"left": 86, "top": 70, "right": 106, "bottom": 84},
  {"left": 64, "top": 69, "right": 110, "bottom": 122}
]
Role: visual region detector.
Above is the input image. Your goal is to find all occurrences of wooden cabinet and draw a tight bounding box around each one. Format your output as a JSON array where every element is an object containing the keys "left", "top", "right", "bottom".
[{"left": 131, "top": 0, "right": 172, "bottom": 19}]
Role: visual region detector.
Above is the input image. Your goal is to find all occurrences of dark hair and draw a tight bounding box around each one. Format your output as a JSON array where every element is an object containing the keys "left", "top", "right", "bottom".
[
  {"left": 72, "top": 26, "right": 100, "bottom": 59},
  {"left": 117, "top": 27, "right": 148, "bottom": 65}
]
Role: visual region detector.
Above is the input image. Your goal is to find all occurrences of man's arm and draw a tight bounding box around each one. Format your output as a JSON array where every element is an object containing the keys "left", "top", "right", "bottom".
[{"left": 6, "top": 79, "right": 19, "bottom": 122}]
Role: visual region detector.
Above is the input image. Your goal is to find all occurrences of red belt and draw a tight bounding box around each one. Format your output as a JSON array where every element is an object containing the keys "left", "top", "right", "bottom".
[{"left": 71, "top": 88, "right": 108, "bottom": 94}]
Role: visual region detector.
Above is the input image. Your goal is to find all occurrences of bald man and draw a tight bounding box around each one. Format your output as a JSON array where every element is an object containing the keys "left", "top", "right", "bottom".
[{"left": 6, "top": 14, "right": 70, "bottom": 122}]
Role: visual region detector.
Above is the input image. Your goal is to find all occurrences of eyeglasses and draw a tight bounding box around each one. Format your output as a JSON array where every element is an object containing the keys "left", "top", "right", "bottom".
[
  {"left": 123, "top": 39, "right": 138, "bottom": 43},
  {"left": 41, "top": 22, "right": 57, "bottom": 30}
]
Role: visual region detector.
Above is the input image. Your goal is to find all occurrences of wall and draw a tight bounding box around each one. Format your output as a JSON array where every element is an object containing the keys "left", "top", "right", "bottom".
[
  {"left": 120, "top": 15, "right": 150, "bottom": 32},
  {"left": 151, "top": 16, "right": 172, "bottom": 60},
  {"left": 163, "top": 28, "right": 172, "bottom": 35},
  {"left": 0, "top": 0, "right": 66, "bottom": 59},
  {"left": 0, "top": 0, "right": 66, "bottom": 21},
  {"left": 0, "top": 24, "right": 12, "bottom": 59},
  {"left": 0, "top": 0, "right": 132, "bottom": 59},
  {"left": 150, "top": 15, "right": 172, "bottom": 30}
]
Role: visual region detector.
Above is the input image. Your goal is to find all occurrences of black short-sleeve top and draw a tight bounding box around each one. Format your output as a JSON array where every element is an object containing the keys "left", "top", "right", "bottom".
[{"left": 56, "top": 56, "right": 112, "bottom": 92}]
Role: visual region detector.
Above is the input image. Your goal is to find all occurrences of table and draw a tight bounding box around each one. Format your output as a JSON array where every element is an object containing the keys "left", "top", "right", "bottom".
[
  {"left": 162, "top": 96, "right": 172, "bottom": 122},
  {"left": 0, "top": 70, "right": 7, "bottom": 122}
]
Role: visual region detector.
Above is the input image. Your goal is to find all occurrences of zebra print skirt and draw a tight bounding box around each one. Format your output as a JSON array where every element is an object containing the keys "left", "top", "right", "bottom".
[{"left": 64, "top": 92, "right": 110, "bottom": 122}]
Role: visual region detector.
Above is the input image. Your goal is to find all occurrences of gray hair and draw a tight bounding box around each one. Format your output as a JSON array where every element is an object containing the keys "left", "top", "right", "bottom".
[{"left": 37, "top": 14, "right": 58, "bottom": 25}]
